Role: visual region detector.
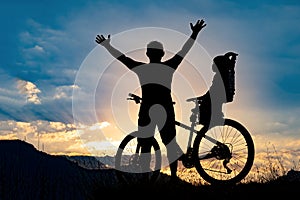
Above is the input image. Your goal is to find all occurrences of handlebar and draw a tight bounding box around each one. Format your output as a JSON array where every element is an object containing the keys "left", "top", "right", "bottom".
[
  {"left": 127, "top": 93, "right": 203, "bottom": 105},
  {"left": 127, "top": 93, "right": 176, "bottom": 105},
  {"left": 186, "top": 97, "right": 198, "bottom": 102},
  {"left": 186, "top": 96, "right": 204, "bottom": 104},
  {"left": 127, "top": 93, "right": 142, "bottom": 104},
  {"left": 127, "top": 93, "right": 204, "bottom": 105}
]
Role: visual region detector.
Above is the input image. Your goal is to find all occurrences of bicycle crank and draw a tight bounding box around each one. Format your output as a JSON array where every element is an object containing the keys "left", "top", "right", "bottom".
[{"left": 181, "top": 147, "right": 195, "bottom": 168}]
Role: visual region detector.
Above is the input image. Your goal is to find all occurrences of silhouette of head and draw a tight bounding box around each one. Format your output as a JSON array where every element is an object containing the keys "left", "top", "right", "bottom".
[
  {"left": 212, "top": 52, "right": 238, "bottom": 72},
  {"left": 146, "top": 41, "right": 165, "bottom": 62}
]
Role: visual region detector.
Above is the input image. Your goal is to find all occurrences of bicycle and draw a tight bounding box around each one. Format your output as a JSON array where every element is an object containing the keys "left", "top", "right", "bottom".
[{"left": 115, "top": 93, "right": 255, "bottom": 185}]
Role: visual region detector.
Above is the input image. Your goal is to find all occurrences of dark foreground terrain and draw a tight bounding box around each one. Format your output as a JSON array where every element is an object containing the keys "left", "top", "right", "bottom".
[{"left": 0, "top": 140, "right": 299, "bottom": 200}]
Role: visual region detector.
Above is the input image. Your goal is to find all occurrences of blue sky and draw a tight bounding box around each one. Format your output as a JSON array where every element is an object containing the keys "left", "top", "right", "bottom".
[{"left": 0, "top": 0, "right": 300, "bottom": 159}]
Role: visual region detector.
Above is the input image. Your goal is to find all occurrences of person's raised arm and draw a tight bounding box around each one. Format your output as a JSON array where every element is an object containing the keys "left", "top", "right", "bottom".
[
  {"left": 95, "top": 34, "right": 141, "bottom": 69},
  {"left": 168, "top": 19, "right": 206, "bottom": 68},
  {"left": 95, "top": 34, "right": 122, "bottom": 58}
]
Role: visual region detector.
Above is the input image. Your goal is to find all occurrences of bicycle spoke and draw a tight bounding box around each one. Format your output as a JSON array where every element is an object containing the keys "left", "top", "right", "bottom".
[
  {"left": 193, "top": 119, "right": 255, "bottom": 184},
  {"left": 115, "top": 133, "right": 162, "bottom": 185}
]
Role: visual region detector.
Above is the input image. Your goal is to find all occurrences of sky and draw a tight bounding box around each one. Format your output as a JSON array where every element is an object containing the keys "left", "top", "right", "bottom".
[{"left": 0, "top": 0, "right": 300, "bottom": 169}]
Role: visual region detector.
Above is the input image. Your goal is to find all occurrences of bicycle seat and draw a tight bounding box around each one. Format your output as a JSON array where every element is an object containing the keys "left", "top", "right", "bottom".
[{"left": 186, "top": 95, "right": 204, "bottom": 104}]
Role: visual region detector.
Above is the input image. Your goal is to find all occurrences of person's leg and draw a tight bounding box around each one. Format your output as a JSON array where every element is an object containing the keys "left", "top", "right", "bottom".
[
  {"left": 137, "top": 137, "right": 154, "bottom": 172},
  {"left": 166, "top": 139, "right": 182, "bottom": 178},
  {"left": 158, "top": 105, "right": 183, "bottom": 178},
  {"left": 138, "top": 103, "right": 156, "bottom": 172},
  {"left": 169, "top": 160, "right": 178, "bottom": 178}
]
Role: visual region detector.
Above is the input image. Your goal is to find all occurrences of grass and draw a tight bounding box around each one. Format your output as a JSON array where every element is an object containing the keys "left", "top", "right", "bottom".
[
  {"left": 245, "top": 144, "right": 300, "bottom": 184},
  {"left": 158, "top": 143, "right": 300, "bottom": 186},
  {"left": 91, "top": 145, "right": 300, "bottom": 200},
  {"left": 2, "top": 139, "right": 299, "bottom": 199}
]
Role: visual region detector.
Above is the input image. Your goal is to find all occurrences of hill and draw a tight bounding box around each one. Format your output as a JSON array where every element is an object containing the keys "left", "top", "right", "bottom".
[
  {"left": 0, "top": 140, "right": 119, "bottom": 200},
  {"left": 0, "top": 139, "right": 300, "bottom": 199},
  {"left": 0, "top": 140, "right": 195, "bottom": 199}
]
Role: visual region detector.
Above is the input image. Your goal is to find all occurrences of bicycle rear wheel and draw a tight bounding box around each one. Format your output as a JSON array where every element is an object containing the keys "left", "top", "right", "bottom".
[
  {"left": 193, "top": 118, "right": 255, "bottom": 185},
  {"left": 115, "top": 131, "right": 162, "bottom": 185}
]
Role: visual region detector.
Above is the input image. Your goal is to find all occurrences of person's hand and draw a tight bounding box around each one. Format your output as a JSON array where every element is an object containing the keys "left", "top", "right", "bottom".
[
  {"left": 95, "top": 34, "right": 111, "bottom": 46},
  {"left": 190, "top": 19, "right": 206, "bottom": 34}
]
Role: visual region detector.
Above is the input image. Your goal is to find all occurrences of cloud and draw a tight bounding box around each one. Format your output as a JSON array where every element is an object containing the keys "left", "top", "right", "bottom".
[
  {"left": 17, "top": 79, "right": 41, "bottom": 104},
  {"left": 12, "top": 18, "right": 77, "bottom": 86},
  {"left": 0, "top": 75, "right": 76, "bottom": 123},
  {"left": 0, "top": 120, "right": 118, "bottom": 156},
  {"left": 22, "top": 44, "right": 45, "bottom": 57},
  {"left": 88, "top": 122, "right": 110, "bottom": 130},
  {"left": 0, "top": 0, "right": 299, "bottom": 160},
  {"left": 53, "top": 84, "right": 79, "bottom": 100},
  {"left": 33, "top": 45, "right": 44, "bottom": 52}
]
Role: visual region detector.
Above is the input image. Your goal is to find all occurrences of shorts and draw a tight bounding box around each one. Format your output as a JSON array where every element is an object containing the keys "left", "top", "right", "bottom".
[{"left": 137, "top": 101, "right": 176, "bottom": 145}]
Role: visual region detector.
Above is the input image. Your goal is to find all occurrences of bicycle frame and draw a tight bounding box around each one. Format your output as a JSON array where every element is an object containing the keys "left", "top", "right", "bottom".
[
  {"left": 174, "top": 99, "right": 229, "bottom": 170},
  {"left": 128, "top": 93, "right": 226, "bottom": 161},
  {"left": 126, "top": 93, "right": 195, "bottom": 168},
  {"left": 121, "top": 93, "right": 255, "bottom": 184}
]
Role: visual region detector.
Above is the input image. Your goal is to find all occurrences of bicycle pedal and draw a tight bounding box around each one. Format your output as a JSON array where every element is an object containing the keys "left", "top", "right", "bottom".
[{"left": 181, "top": 155, "right": 194, "bottom": 168}]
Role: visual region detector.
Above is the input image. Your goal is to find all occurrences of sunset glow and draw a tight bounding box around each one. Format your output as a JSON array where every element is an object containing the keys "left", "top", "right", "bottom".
[{"left": 1, "top": 0, "right": 300, "bottom": 176}]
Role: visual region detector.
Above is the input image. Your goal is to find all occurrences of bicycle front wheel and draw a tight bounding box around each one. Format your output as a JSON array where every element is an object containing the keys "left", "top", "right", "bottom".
[
  {"left": 115, "top": 131, "right": 162, "bottom": 185},
  {"left": 193, "top": 118, "right": 255, "bottom": 185}
]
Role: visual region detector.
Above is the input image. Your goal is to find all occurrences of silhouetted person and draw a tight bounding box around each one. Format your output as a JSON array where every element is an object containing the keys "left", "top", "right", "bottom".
[
  {"left": 198, "top": 52, "right": 238, "bottom": 127},
  {"left": 95, "top": 19, "right": 206, "bottom": 178}
]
